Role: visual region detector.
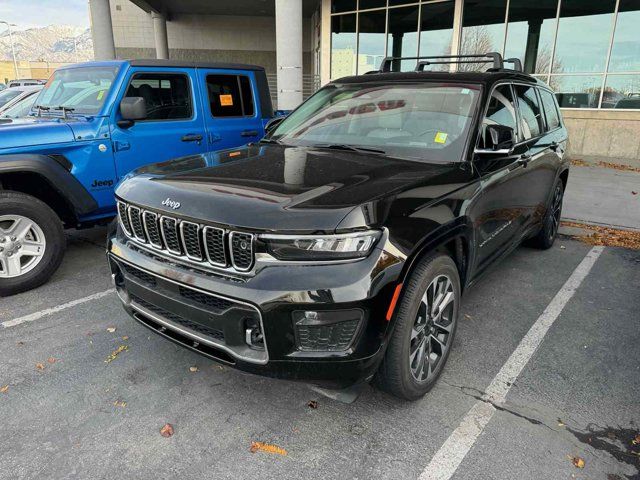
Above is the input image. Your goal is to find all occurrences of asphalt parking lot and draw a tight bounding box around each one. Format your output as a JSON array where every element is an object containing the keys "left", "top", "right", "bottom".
[{"left": 1, "top": 228, "right": 639, "bottom": 480}]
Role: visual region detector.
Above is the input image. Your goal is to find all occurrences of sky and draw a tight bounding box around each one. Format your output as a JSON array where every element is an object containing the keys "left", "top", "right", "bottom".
[{"left": 0, "top": 0, "right": 89, "bottom": 30}]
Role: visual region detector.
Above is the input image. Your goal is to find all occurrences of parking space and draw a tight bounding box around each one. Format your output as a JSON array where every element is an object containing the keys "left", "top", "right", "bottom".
[{"left": 1, "top": 231, "right": 638, "bottom": 480}]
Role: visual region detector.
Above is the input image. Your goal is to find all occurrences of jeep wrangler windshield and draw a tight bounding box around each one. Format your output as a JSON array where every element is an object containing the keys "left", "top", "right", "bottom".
[
  {"left": 269, "top": 83, "right": 480, "bottom": 162},
  {"left": 35, "top": 66, "right": 119, "bottom": 115}
]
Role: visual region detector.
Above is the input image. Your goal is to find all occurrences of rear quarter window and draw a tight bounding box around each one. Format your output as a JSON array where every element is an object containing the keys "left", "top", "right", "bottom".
[{"left": 539, "top": 89, "right": 561, "bottom": 130}]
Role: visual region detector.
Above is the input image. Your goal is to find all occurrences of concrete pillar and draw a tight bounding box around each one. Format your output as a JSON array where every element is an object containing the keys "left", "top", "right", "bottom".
[
  {"left": 89, "top": 0, "right": 116, "bottom": 60},
  {"left": 152, "top": 12, "right": 169, "bottom": 60},
  {"left": 275, "top": 0, "right": 303, "bottom": 110},
  {"left": 523, "top": 19, "right": 542, "bottom": 74}
]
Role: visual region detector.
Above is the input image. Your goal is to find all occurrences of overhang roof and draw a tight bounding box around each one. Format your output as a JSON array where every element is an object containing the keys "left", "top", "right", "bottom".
[{"left": 130, "top": 0, "right": 320, "bottom": 18}]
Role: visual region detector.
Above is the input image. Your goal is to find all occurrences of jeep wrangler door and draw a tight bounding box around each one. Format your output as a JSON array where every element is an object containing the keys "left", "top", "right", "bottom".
[
  {"left": 197, "top": 70, "right": 264, "bottom": 151},
  {"left": 110, "top": 68, "right": 206, "bottom": 179}
]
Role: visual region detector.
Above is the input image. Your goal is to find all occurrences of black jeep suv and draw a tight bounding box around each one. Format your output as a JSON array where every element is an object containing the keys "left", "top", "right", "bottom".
[{"left": 107, "top": 53, "right": 568, "bottom": 400}]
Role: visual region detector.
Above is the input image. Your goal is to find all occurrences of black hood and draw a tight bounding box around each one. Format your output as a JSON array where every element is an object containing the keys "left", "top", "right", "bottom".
[{"left": 116, "top": 144, "right": 472, "bottom": 232}]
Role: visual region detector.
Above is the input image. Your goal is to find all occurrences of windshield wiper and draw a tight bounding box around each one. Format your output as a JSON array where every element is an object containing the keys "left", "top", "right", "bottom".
[
  {"left": 54, "top": 105, "right": 75, "bottom": 120},
  {"left": 312, "top": 144, "right": 387, "bottom": 155},
  {"left": 34, "top": 105, "right": 50, "bottom": 117}
]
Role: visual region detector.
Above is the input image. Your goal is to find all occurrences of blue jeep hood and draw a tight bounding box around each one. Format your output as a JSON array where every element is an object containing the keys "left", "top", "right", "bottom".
[{"left": 0, "top": 116, "right": 81, "bottom": 150}]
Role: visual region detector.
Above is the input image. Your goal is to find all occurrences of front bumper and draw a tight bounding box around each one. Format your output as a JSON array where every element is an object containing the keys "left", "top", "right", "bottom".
[{"left": 107, "top": 233, "right": 403, "bottom": 389}]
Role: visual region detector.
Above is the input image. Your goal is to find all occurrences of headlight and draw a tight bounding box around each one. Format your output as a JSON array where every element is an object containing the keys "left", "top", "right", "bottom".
[{"left": 261, "top": 230, "right": 381, "bottom": 261}]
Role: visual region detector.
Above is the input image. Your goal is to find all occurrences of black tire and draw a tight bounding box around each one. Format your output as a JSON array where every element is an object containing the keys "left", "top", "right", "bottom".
[
  {"left": 527, "top": 179, "right": 564, "bottom": 250},
  {"left": 0, "top": 191, "right": 66, "bottom": 297},
  {"left": 375, "top": 252, "right": 461, "bottom": 400}
]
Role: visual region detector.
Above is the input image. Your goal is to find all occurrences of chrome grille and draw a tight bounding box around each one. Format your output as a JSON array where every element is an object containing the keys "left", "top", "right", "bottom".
[
  {"left": 142, "top": 211, "right": 162, "bottom": 248},
  {"left": 203, "top": 227, "right": 226, "bottom": 266},
  {"left": 160, "top": 216, "right": 181, "bottom": 254},
  {"left": 117, "top": 200, "right": 255, "bottom": 273},
  {"left": 128, "top": 206, "right": 146, "bottom": 242},
  {"left": 180, "top": 221, "right": 203, "bottom": 260},
  {"left": 117, "top": 201, "right": 132, "bottom": 236},
  {"left": 230, "top": 232, "right": 254, "bottom": 271}
]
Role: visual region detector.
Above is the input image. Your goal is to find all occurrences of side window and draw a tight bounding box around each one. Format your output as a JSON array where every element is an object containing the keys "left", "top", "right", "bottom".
[
  {"left": 125, "top": 73, "right": 192, "bottom": 121},
  {"left": 480, "top": 85, "right": 518, "bottom": 148},
  {"left": 206, "top": 74, "right": 255, "bottom": 118},
  {"left": 514, "top": 85, "right": 544, "bottom": 140},
  {"left": 539, "top": 89, "right": 561, "bottom": 131}
]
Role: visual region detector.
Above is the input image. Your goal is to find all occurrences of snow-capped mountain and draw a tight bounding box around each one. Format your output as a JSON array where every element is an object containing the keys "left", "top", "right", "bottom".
[{"left": 0, "top": 25, "right": 93, "bottom": 62}]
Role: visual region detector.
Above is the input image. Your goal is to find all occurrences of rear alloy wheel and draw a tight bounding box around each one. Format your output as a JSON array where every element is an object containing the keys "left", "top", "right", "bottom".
[
  {"left": 375, "top": 253, "right": 460, "bottom": 400},
  {"left": 0, "top": 191, "right": 66, "bottom": 296},
  {"left": 528, "top": 179, "right": 564, "bottom": 250}
]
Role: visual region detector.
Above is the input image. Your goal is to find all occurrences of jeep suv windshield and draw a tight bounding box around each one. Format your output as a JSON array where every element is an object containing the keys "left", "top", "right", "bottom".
[
  {"left": 34, "top": 66, "right": 119, "bottom": 115},
  {"left": 268, "top": 82, "right": 480, "bottom": 162}
]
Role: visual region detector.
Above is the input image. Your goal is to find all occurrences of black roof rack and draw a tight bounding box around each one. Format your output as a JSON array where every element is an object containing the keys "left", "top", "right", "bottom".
[{"left": 379, "top": 52, "right": 523, "bottom": 73}]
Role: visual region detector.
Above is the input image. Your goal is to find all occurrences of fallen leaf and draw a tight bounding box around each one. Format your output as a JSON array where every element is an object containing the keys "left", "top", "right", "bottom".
[
  {"left": 0, "top": 385, "right": 8, "bottom": 393},
  {"left": 16, "top": 341, "right": 24, "bottom": 346},
  {"left": 104, "top": 345, "right": 129, "bottom": 363},
  {"left": 106, "top": 327, "right": 116, "bottom": 333},
  {"left": 35, "top": 363, "right": 45, "bottom": 370},
  {"left": 113, "top": 400, "right": 127, "bottom": 408},
  {"left": 160, "top": 423, "right": 174, "bottom": 438},
  {"left": 249, "top": 441, "right": 287, "bottom": 456},
  {"left": 561, "top": 221, "right": 640, "bottom": 250},
  {"left": 570, "top": 456, "right": 585, "bottom": 469},
  {"left": 47, "top": 357, "right": 56, "bottom": 364},
  {"left": 122, "top": 336, "right": 129, "bottom": 341},
  {"left": 632, "top": 434, "right": 640, "bottom": 445},
  {"left": 189, "top": 366, "right": 198, "bottom": 372},
  {"left": 464, "top": 314, "right": 473, "bottom": 320},
  {"left": 307, "top": 400, "right": 318, "bottom": 409},
  {"left": 558, "top": 419, "right": 565, "bottom": 427},
  {"left": 597, "top": 160, "right": 640, "bottom": 173},
  {"left": 632, "top": 191, "right": 638, "bottom": 195},
  {"left": 560, "top": 245, "right": 566, "bottom": 249}
]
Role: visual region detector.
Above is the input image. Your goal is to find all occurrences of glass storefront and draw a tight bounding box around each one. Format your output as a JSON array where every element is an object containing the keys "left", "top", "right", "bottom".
[{"left": 330, "top": 0, "right": 640, "bottom": 109}]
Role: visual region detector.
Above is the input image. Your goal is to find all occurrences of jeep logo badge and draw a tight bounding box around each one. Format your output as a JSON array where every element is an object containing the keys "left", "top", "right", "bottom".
[{"left": 162, "top": 197, "right": 181, "bottom": 210}]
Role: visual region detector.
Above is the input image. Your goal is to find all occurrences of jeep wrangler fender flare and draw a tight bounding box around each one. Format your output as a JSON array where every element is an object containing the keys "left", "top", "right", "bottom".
[{"left": 0, "top": 154, "right": 98, "bottom": 216}]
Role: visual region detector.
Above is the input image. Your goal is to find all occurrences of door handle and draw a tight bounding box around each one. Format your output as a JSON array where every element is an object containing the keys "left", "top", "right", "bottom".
[
  {"left": 241, "top": 130, "right": 259, "bottom": 137},
  {"left": 181, "top": 134, "right": 203, "bottom": 142}
]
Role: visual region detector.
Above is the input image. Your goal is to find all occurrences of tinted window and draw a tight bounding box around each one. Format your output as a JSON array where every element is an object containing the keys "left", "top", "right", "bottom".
[
  {"left": 125, "top": 73, "right": 192, "bottom": 120},
  {"left": 484, "top": 85, "right": 518, "bottom": 129},
  {"left": 206, "top": 75, "right": 254, "bottom": 117},
  {"left": 514, "top": 85, "right": 544, "bottom": 139},
  {"left": 539, "top": 89, "right": 561, "bottom": 130}
]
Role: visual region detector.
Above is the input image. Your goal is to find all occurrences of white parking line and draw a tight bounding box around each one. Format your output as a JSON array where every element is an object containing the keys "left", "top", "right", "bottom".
[
  {"left": 419, "top": 245, "right": 605, "bottom": 480},
  {"left": 1, "top": 289, "right": 115, "bottom": 329}
]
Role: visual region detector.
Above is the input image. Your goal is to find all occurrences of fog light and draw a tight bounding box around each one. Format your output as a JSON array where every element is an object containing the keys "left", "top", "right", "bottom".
[
  {"left": 293, "top": 309, "right": 364, "bottom": 352},
  {"left": 244, "top": 317, "right": 264, "bottom": 350}
]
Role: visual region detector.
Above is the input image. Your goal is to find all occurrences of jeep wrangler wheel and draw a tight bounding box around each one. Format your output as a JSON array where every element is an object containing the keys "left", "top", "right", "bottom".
[
  {"left": 0, "top": 191, "right": 66, "bottom": 296},
  {"left": 527, "top": 178, "right": 564, "bottom": 250},
  {"left": 375, "top": 253, "right": 460, "bottom": 400}
]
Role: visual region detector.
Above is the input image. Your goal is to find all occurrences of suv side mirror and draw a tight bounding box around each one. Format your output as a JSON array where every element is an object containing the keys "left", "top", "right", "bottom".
[
  {"left": 265, "top": 116, "right": 285, "bottom": 134},
  {"left": 118, "top": 97, "right": 147, "bottom": 128},
  {"left": 475, "top": 124, "right": 516, "bottom": 155}
]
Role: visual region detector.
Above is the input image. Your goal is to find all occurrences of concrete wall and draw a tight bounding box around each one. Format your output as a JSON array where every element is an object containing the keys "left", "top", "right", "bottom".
[
  {"left": 563, "top": 109, "right": 640, "bottom": 168},
  {"left": 110, "top": 0, "right": 313, "bottom": 73}
]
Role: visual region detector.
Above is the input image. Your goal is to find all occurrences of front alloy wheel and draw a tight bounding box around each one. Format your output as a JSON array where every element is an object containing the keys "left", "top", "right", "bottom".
[
  {"left": 0, "top": 215, "right": 47, "bottom": 278},
  {"left": 409, "top": 275, "right": 456, "bottom": 382},
  {"left": 375, "top": 252, "right": 461, "bottom": 400}
]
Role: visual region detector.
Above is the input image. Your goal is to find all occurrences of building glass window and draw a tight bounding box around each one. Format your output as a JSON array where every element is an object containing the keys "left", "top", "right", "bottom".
[
  {"left": 553, "top": 0, "right": 616, "bottom": 73},
  {"left": 332, "top": 0, "right": 357, "bottom": 14},
  {"left": 331, "top": 14, "right": 357, "bottom": 79},
  {"left": 608, "top": 0, "right": 640, "bottom": 72},
  {"left": 357, "top": 9, "right": 387, "bottom": 73},
  {"left": 359, "top": 0, "right": 387, "bottom": 9},
  {"left": 514, "top": 84, "right": 544, "bottom": 139},
  {"left": 604, "top": 75, "right": 640, "bottom": 109},
  {"left": 387, "top": 5, "right": 419, "bottom": 72},
  {"left": 419, "top": 0, "right": 455, "bottom": 67},
  {"left": 461, "top": 0, "right": 507, "bottom": 68},
  {"left": 504, "top": 0, "right": 558, "bottom": 74},
  {"left": 552, "top": 75, "right": 603, "bottom": 109}
]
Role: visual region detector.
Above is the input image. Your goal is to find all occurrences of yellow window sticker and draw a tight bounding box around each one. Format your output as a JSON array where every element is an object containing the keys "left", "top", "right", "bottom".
[
  {"left": 220, "top": 94, "right": 234, "bottom": 106},
  {"left": 434, "top": 132, "right": 448, "bottom": 144},
  {"left": 97, "top": 90, "right": 105, "bottom": 100}
]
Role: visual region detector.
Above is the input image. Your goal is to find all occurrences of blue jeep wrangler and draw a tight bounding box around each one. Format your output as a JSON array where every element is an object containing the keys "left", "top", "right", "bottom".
[{"left": 0, "top": 59, "right": 279, "bottom": 295}]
